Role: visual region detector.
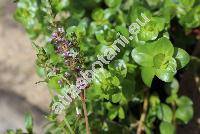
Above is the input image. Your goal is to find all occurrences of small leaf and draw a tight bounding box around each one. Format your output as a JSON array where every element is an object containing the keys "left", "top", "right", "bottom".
[
  {"left": 50, "top": 54, "right": 62, "bottom": 65},
  {"left": 141, "top": 67, "right": 155, "bottom": 87},
  {"left": 115, "top": 25, "right": 129, "bottom": 37},
  {"left": 7, "top": 129, "right": 15, "bottom": 134},
  {"left": 149, "top": 93, "right": 160, "bottom": 107},
  {"left": 35, "top": 66, "right": 45, "bottom": 78},
  {"left": 16, "top": 129, "right": 23, "bottom": 134},
  {"left": 118, "top": 107, "right": 125, "bottom": 119},
  {"left": 92, "top": 8, "right": 104, "bottom": 21},
  {"left": 128, "top": 3, "right": 151, "bottom": 23},
  {"left": 111, "top": 76, "right": 120, "bottom": 86},
  {"left": 155, "top": 58, "right": 177, "bottom": 82},
  {"left": 173, "top": 48, "right": 190, "bottom": 69},
  {"left": 104, "top": 0, "right": 122, "bottom": 8},
  {"left": 179, "top": 5, "right": 200, "bottom": 28},
  {"left": 154, "top": 37, "right": 174, "bottom": 59},
  {"left": 111, "top": 93, "right": 121, "bottom": 103},
  {"left": 95, "top": 30, "right": 106, "bottom": 44},
  {"left": 159, "top": 122, "right": 175, "bottom": 134},
  {"left": 176, "top": 96, "right": 193, "bottom": 107},
  {"left": 138, "top": 17, "right": 165, "bottom": 41},
  {"left": 25, "top": 113, "right": 33, "bottom": 133},
  {"left": 157, "top": 103, "right": 173, "bottom": 123},
  {"left": 166, "top": 94, "right": 178, "bottom": 104},
  {"left": 48, "top": 76, "right": 62, "bottom": 92},
  {"left": 131, "top": 37, "right": 174, "bottom": 67},
  {"left": 175, "top": 105, "right": 193, "bottom": 124},
  {"left": 108, "top": 60, "right": 127, "bottom": 78},
  {"left": 165, "top": 78, "right": 179, "bottom": 95},
  {"left": 146, "top": 0, "right": 161, "bottom": 7},
  {"left": 50, "top": 0, "right": 69, "bottom": 12},
  {"left": 131, "top": 45, "right": 154, "bottom": 67},
  {"left": 122, "top": 79, "right": 135, "bottom": 101},
  {"left": 44, "top": 43, "right": 55, "bottom": 55},
  {"left": 108, "top": 107, "right": 118, "bottom": 120}
]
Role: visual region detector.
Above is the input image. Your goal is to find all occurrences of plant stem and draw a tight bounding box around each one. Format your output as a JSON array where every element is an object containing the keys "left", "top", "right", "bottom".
[
  {"left": 171, "top": 102, "right": 177, "bottom": 129},
  {"left": 137, "top": 89, "right": 149, "bottom": 134},
  {"left": 191, "top": 56, "right": 200, "bottom": 62},
  {"left": 64, "top": 119, "right": 75, "bottom": 134},
  {"left": 80, "top": 91, "right": 90, "bottom": 134}
]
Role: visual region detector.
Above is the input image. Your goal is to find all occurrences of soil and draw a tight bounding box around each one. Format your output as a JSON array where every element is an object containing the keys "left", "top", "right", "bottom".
[{"left": 0, "top": 1, "right": 50, "bottom": 133}]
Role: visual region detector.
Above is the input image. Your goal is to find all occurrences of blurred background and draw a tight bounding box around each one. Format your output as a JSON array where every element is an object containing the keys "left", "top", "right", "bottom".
[
  {"left": 0, "top": 0, "right": 50, "bottom": 133},
  {"left": 0, "top": 0, "right": 200, "bottom": 134}
]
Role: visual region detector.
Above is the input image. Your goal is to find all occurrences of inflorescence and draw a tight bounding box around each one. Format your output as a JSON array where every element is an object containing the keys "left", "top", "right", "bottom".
[{"left": 50, "top": 27, "right": 89, "bottom": 91}]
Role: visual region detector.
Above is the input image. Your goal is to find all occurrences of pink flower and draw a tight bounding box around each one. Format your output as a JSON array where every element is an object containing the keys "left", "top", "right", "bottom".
[{"left": 76, "top": 77, "right": 89, "bottom": 90}]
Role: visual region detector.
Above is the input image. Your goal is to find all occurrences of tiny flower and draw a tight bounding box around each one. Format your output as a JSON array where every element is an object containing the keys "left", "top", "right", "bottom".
[
  {"left": 76, "top": 77, "right": 89, "bottom": 90},
  {"left": 56, "top": 45, "right": 63, "bottom": 53},
  {"left": 64, "top": 60, "right": 70, "bottom": 66},
  {"left": 64, "top": 72, "right": 71, "bottom": 78},
  {"left": 65, "top": 40, "right": 73, "bottom": 47},
  {"left": 76, "top": 107, "right": 81, "bottom": 115},
  {"left": 57, "top": 37, "right": 64, "bottom": 42},
  {"left": 58, "top": 27, "right": 64, "bottom": 34},
  {"left": 75, "top": 66, "right": 81, "bottom": 72},
  {"left": 47, "top": 37, "right": 53, "bottom": 43},
  {"left": 52, "top": 67, "right": 60, "bottom": 74},
  {"left": 62, "top": 51, "right": 71, "bottom": 58},
  {"left": 51, "top": 32, "right": 58, "bottom": 39},
  {"left": 69, "top": 49, "right": 78, "bottom": 58},
  {"left": 58, "top": 80, "right": 63, "bottom": 86}
]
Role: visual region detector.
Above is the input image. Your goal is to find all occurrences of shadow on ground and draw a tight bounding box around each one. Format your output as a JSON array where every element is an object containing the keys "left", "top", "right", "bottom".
[{"left": 0, "top": 89, "right": 47, "bottom": 133}]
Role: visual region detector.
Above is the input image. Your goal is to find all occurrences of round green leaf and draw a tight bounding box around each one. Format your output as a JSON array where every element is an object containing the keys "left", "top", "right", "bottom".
[
  {"left": 165, "top": 78, "right": 179, "bottom": 95},
  {"left": 92, "top": 8, "right": 105, "bottom": 21},
  {"left": 108, "top": 59, "right": 127, "bottom": 78},
  {"left": 104, "top": 0, "right": 122, "bottom": 8},
  {"left": 159, "top": 122, "right": 175, "bottom": 134},
  {"left": 131, "top": 37, "right": 174, "bottom": 67},
  {"left": 95, "top": 30, "right": 106, "bottom": 44},
  {"left": 146, "top": 0, "right": 161, "bottom": 7},
  {"left": 111, "top": 93, "right": 122, "bottom": 103},
  {"left": 131, "top": 45, "right": 155, "bottom": 67},
  {"left": 35, "top": 66, "right": 45, "bottom": 78},
  {"left": 138, "top": 17, "right": 165, "bottom": 41},
  {"left": 149, "top": 94, "right": 160, "bottom": 107},
  {"left": 155, "top": 58, "right": 177, "bottom": 82},
  {"left": 173, "top": 48, "right": 190, "bottom": 69},
  {"left": 157, "top": 103, "right": 173, "bottom": 123},
  {"left": 111, "top": 76, "right": 120, "bottom": 86},
  {"left": 176, "top": 96, "right": 193, "bottom": 107},
  {"left": 141, "top": 67, "right": 155, "bottom": 87},
  {"left": 179, "top": 5, "right": 200, "bottom": 28},
  {"left": 175, "top": 105, "right": 194, "bottom": 124},
  {"left": 154, "top": 37, "right": 174, "bottom": 59}
]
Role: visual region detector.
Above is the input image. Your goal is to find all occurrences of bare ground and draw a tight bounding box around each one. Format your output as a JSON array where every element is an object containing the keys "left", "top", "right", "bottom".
[{"left": 0, "top": 1, "right": 50, "bottom": 133}]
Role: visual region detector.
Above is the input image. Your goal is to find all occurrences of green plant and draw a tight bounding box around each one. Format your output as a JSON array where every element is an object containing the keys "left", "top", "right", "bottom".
[
  {"left": 7, "top": 113, "right": 33, "bottom": 134},
  {"left": 12, "top": 0, "right": 200, "bottom": 133}
]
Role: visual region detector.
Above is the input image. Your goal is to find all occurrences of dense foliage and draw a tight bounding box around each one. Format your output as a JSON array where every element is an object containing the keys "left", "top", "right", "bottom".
[{"left": 10, "top": 0, "right": 200, "bottom": 134}]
